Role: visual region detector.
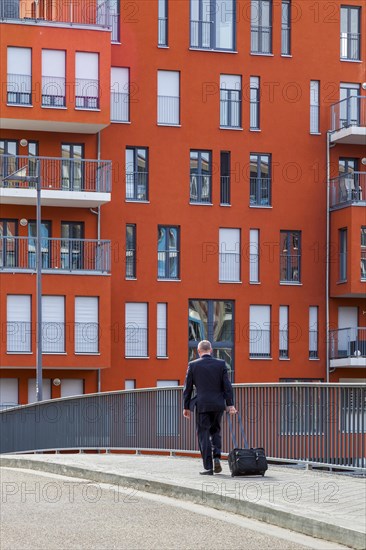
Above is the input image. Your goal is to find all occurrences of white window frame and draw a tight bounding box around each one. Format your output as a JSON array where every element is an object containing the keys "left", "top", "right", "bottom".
[
  {"left": 125, "top": 302, "right": 148, "bottom": 358},
  {"left": 249, "top": 229, "right": 259, "bottom": 283},
  {"left": 7, "top": 295, "right": 31, "bottom": 353},
  {"left": 219, "top": 228, "right": 241, "bottom": 282},
  {"left": 157, "top": 303, "right": 168, "bottom": 358}
]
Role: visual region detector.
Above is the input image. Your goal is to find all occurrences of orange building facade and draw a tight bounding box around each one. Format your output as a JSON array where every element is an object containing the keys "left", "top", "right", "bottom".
[{"left": 0, "top": 0, "right": 365, "bottom": 407}]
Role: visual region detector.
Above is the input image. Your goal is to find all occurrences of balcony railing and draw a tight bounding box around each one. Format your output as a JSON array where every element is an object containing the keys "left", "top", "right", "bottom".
[
  {"left": 157, "top": 95, "right": 180, "bottom": 125},
  {"left": 75, "top": 78, "right": 99, "bottom": 110},
  {"left": 111, "top": 92, "right": 129, "bottom": 122},
  {"left": 249, "top": 329, "right": 271, "bottom": 358},
  {"left": 219, "top": 253, "right": 240, "bottom": 282},
  {"left": 7, "top": 73, "right": 32, "bottom": 105},
  {"left": 0, "top": 237, "right": 110, "bottom": 274},
  {"left": 190, "top": 174, "right": 212, "bottom": 203},
  {"left": 42, "top": 76, "right": 66, "bottom": 107},
  {"left": 6, "top": 321, "right": 32, "bottom": 353},
  {"left": 157, "top": 328, "right": 167, "bottom": 357},
  {"left": 126, "top": 172, "right": 148, "bottom": 201},
  {"left": 309, "top": 330, "right": 319, "bottom": 359},
  {"left": 220, "top": 96, "right": 241, "bottom": 128},
  {"left": 340, "top": 33, "right": 360, "bottom": 61},
  {"left": 190, "top": 20, "right": 211, "bottom": 49},
  {"left": 220, "top": 176, "right": 230, "bottom": 205},
  {"left": 279, "top": 329, "right": 289, "bottom": 358},
  {"left": 75, "top": 323, "right": 99, "bottom": 353},
  {"left": 330, "top": 96, "right": 366, "bottom": 132},
  {"left": 158, "top": 17, "right": 168, "bottom": 46},
  {"left": 125, "top": 326, "right": 148, "bottom": 357},
  {"left": 250, "top": 177, "right": 271, "bottom": 206},
  {"left": 329, "top": 172, "right": 365, "bottom": 209},
  {"left": 0, "top": 155, "right": 111, "bottom": 193},
  {"left": 280, "top": 254, "right": 301, "bottom": 283},
  {"left": 251, "top": 26, "right": 272, "bottom": 54},
  {"left": 329, "top": 327, "right": 366, "bottom": 360}
]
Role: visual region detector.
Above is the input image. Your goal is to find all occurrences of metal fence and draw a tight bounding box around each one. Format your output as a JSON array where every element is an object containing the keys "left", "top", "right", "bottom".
[
  {"left": 329, "top": 172, "right": 365, "bottom": 208},
  {"left": 0, "top": 384, "right": 364, "bottom": 470},
  {"left": 329, "top": 327, "right": 366, "bottom": 360}
]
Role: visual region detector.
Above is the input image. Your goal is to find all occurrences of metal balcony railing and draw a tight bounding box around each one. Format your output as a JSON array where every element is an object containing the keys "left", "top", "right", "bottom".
[
  {"left": 330, "top": 96, "right": 366, "bottom": 132},
  {"left": 340, "top": 33, "right": 361, "bottom": 61},
  {"left": 7, "top": 73, "right": 32, "bottom": 105},
  {"left": 190, "top": 20, "right": 211, "bottom": 49},
  {"left": 249, "top": 329, "right": 271, "bottom": 358},
  {"left": 329, "top": 172, "right": 365, "bottom": 208},
  {"left": 158, "top": 17, "right": 168, "bottom": 46},
  {"left": 220, "top": 175, "right": 230, "bottom": 205},
  {"left": 190, "top": 174, "right": 212, "bottom": 203},
  {"left": 125, "top": 326, "right": 148, "bottom": 357},
  {"left": 6, "top": 322, "right": 32, "bottom": 353},
  {"left": 250, "top": 177, "right": 271, "bottom": 206},
  {"left": 220, "top": 96, "right": 241, "bottom": 128},
  {"left": 0, "top": 155, "right": 111, "bottom": 193},
  {"left": 279, "top": 329, "right": 289, "bottom": 358},
  {"left": 361, "top": 249, "right": 366, "bottom": 280},
  {"left": 0, "top": 237, "right": 111, "bottom": 273},
  {"left": 42, "top": 76, "right": 66, "bottom": 107},
  {"left": 125, "top": 172, "right": 148, "bottom": 201},
  {"left": 111, "top": 92, "right": 129, "bottom": 122},
  {"left": 157, "top": 95, "right": 180, "bottom": 125},
  {"left": 280, "top": 254, "right": 301, "bottom": 283},
  {"left": 157, "top": 328, "right": 167, "bottom": 357},
  {"left": 42, "top": 322, "right": 65, "bottom": 353},
  {"left": 251, "top": 26, "right": 272, "bottom": 54},
  {"left": 329, "top": 327, "right": 366, "bottom": 360},
  {"left": 75, "top": 323, "right": 99, "bottom": 354},
  {"left": 75, "top": 78, "right": 99, "bottom": 110},
  {"left": 219, "top": 253, "right": 240, "bottom": 282},
  {"left": 157, "top": 251, "right": 179, "bottom": 279},
  {"left": 281, "top": 27, "right": 290, "bottom": 55},
  {"left": 309, "top": 330, "right": 319, "bottom": 359}
]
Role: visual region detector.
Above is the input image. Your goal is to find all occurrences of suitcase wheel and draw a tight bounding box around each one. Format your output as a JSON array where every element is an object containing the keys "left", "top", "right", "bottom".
[{"left": 260, "top": 472, "right": 265, "bottom": 477}]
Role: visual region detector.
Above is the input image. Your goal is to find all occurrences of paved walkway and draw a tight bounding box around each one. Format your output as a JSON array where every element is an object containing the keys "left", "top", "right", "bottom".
[{"left": 0, "top": 454, "right": 365, "bottom": 549}]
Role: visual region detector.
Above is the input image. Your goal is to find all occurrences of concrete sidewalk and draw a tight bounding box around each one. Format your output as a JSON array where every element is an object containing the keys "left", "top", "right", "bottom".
[{"left": 0, "top": 454, "right": 365, "bottom": 549}]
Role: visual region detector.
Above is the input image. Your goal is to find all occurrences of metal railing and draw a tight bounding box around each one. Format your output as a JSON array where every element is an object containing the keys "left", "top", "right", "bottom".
[
  {"left": 279, "top": 329, "right": 289, "bottom": 358},
  {"left": 6, "top": 322, "right": 32, "bottom": 353},
  {"left": 250, "top": 177, "right": 271, "bottom": 206},
  {"left": 220, "top": 95, "right": 241, "bottom": 128},
  {"left": 0, "top": 237, "right": 111, "bottom": 273},
  {"left": 329, "top": 172, "right": 365, "bottom": 208},
  {"left": 281, "top": 27, "right": 290, "bottom": 55},
  {"left": 157, "top": 251, "right": 179, "bottom": 279},
  {"left": 310, "top": 104, "right": 320, "bottom": 133},
  {"left": 2, "top": 384, "right": 363, "bottom": 470},
  {"left": 157, "top": 95, "right": 180, "bottom": 125},
  {"left": 0, "top": 154, "right": 111, "bottom": 193},
  {"left": 125, "top": 172, "right": 148, "bottom": 201},
  {"left": 75, "top": 323, "right": 99, "bottom": 354},
  {"left": 309, "top": 330, "right": 319, "bottom": 359},
  {"left": 158, "top": 17, "right": 168, "bottom": 46},
  {"left": 330, "top": 96, "right": 366, "bottom": 132},
  {"left": 249, "top": 329, "right": 271, "bottom": 358},
  {"left": 42, "top": 322, "right": 65, "bottom": 353},
  {"left": 125, "top": 326, "right": 148, "bottom": 357},
  {"left": 250, "top": 97, "right": 260, "bottom": 130},
  {"left": 190, "top": 174, "right": 212, "bottom": 203},
  {"left": 157, "top": 328, "right": 167, "bottom": 357},
  {"left": 111, "top": 91, "right": 129, "bottom": 122},
  {"left": 190, "top": 20, "right": 211, "bottom": 49},
  {"left": 251, "top": 26, "right": 272, "bottom": 54},
  {"left": 110, "top": 13, "right": 120, "bottom": 42},
  {"left": 7, "top": 73, "right": 32, "bottom": 105},
  {"left": 340, "top": 33, "right": 360, "bottom": 61},
  {"left": 361, "top": 250, "right": 366, "bottom": 280},
  {"left": 280, "top": 254, "right": 301, "bottom": 283},
  {"left": 220, "top": 175, "right": 230, "bottom": 205},
  {"left": 125, "top": 249, "right": 136, "bottom": 278},
  {"left": 329, "top": 328, "right": 366, "bottom": 360},
  {"left": 219, "top": 252, "right": 240, "bottom": 282},
  {"left": 75, "top": 78, "right": 99, "bottom": 109},
  {"left": 42, "top": 75, "right": 66, "bottom": 107}
]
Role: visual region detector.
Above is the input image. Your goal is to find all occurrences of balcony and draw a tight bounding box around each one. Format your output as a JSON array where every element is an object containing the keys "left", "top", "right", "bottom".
[
  {"left": 0, "top": 155, "right": 111, "bottom": 207},
  {"left": 0, "top": 238, "right": 111, "bottom": 274},
  {"left": 250, "top": 177, "right": 271, "bottom": 206},
  {"left": 330, "top": 96, "right": 366, "bottom": 144},
  {"left": 329, "top": 327, "right": 366, "bottom": 368},
  {"left": 329, "top": 172, "right": 366, "bottom": 210}
]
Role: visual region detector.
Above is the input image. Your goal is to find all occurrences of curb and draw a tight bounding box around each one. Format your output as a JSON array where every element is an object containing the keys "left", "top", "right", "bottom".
[{"left": 1, "top": 456, "right": 364, "bottom": 550}]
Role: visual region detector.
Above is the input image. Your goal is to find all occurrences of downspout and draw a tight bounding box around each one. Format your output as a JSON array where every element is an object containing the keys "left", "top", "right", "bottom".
[{"left": 326, "top": 131, "right": 330, "bottom": 383}]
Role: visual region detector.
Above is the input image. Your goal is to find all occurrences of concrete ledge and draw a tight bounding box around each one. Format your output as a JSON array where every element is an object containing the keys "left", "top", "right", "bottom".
[{"left": 1, "top": 456, "right": 364, "bottom": 549}]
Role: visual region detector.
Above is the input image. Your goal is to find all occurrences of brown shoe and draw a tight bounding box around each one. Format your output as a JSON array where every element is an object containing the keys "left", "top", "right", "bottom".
[{"left": 214, "top": 458, "right": 222, "bottom": 473}]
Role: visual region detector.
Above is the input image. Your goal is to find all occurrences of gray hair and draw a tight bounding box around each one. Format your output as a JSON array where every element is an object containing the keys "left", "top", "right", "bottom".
[{"left": 198, "top": 340, "right": 212, "bottom": 352}]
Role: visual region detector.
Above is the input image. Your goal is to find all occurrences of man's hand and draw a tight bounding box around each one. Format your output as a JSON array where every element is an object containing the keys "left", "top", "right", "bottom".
[
  {"left": 227, "top": 406, "right": 237, "bottom": 415},
  {"left": 183, "top": 409, "right": 191, "bottom": 419}
]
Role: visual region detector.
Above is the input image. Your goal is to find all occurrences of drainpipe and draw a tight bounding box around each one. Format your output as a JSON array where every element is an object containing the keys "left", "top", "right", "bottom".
[{"left": 326, "top": 132, "right": 330, "bottom": 383}]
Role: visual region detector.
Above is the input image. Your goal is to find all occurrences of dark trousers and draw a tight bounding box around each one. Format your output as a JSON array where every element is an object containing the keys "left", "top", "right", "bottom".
[{"left": 196, "top": 411, "right": 224, "bottom": 470}]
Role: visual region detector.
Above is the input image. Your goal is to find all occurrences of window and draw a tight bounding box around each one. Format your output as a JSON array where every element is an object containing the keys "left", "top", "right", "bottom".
[
  {"left": 61, "top": 222, "right": 84, "bottom": 270},
  {"left": 126, "top": 224, "right": 136, "bottom": 279},
  {"left": 220, "top": 151, "right": 230, "bottom": 205},
  {"left": 125, "top": 380, "right": 136, "bottom": 389},
  {"left": 42, "top": 50, "right": 66, "bottom": 107},
  {"left": 157, "top": 303, "right": 168, "bottom": 357},
  {"left": 249, "top": 305, "right": 271, "bottom": 358},
  {"left": 190, "top": 150, "right": 212, "bottom": 203},
  {"left": 361, "top": 227, "right": 366, "bottom": 280},
  {"left": 61, "top": 379, "right": 84, "bottom": 398},
  {"left": 250, "top": 77, "right": 260, "bottom": 130},
  {"left": 157, "top": 70, "right": 180, "bottom": 125},
  {"left": 251, "top": 0, "right": 272, "bottom": 54},
  {"left": 338, "top": 158, "right": 361, "bottom": 203},
  {"left": 339, "top": 228, "right": 347, "bottom": 281},
  {"left": 340, "top": 6, "right": 361, "bottom": 61},
  {"left": 190, "top": 0, "right": 236, "bottom": 51},
  {"left": 97, "top": 0, "right": 120, "bottom": 42},
  {"left": 281, "top": 0, "right": 291, "bottom": 55},
  {"left": 158, "top": 0, "right": 168, "bottom": 46},
  {"left": 125, "top": 147, "right": 148, "bottom": 201},
  {"left": 279, "top": 305, "right": 289, "bottom": 358},
  {"left": 75, "top": 52, "right": 99, "bottom": 109},
  {"left": 61, "top": 144, "right": 84, "bottom": 191},
  {"left": 0, "top": 219, "right": 18, "bottom": 269},
  {"left": 220, "top": 75, "right": 241, "bottom": 128},
  {"left": 28, "top": 221, "right": 51, "bottom": 269},
  {"left": 340, "top": 83, "right": 360, "bottom": 128},
  {"left": 0, "top": 1, "right": 19, "bottom": 18},
  {"left": 42, "top": 296, "right": 65, "bottom": 353},
  {"left": 7, "top": 47, "right": 32, "bottom": 105},
  {"left": 309, "top": 306, "right": 319, "bottom": 359},
  {"left": 250, "top": 153, "right": 271, "bottom": 206},
  {"left": 280, "top": 231, "right": 301, "bottom": 283},
  {"left": 0, "top": 379, "right": 18, "bottom": 411},
  {"left": 219, "top": 228, "right": 240, "bottom": 282},
  {"left": 111, "top": 68, "right": 129, "bottom": 122},
  {"left": 310, "top": 81, "right": 320, "bottom": 134},
  {"left": 7, "top": 295, "right": 31, "bottom": 353},
  {"left": 249, "top": 229, "right": 260, "bottom": 283},
  {"left": 188, "top": 300, "right": 234, "bottom": 381},
  {"left": 158, "top": 226, "right": 180, "bottom": 279},
  {"left": 125, "top": 302, "right": 148, "bottom": 357},
  {"left": 75, "top": 297, "right": 99, "bottom": 354}
]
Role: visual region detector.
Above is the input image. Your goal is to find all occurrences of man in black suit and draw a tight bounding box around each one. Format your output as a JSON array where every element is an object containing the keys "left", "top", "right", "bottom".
[{"left": 183, "top": 340, "right": 237, "bottom": 475}]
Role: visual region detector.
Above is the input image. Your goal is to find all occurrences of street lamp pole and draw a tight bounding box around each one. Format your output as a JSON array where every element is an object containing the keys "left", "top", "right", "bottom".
[{"left": 36, "top": 161, "right": 43, "bottom": 401}]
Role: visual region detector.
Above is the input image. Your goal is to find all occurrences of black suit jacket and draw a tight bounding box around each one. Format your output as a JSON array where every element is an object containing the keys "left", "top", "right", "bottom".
[{"left": 183, "top": 354, "right": 234, "bottom": 413}]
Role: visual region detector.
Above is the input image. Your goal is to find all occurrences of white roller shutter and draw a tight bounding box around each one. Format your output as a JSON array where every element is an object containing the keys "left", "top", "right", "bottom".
[
  {"left": 157, "top": 70, "right": 179, "bottom": 124},
  {"left": 42, "top": 296, "right": 65, "bottom": 353},
  {"left": 75, "top": 297, "right": 99, "bottom": 353},
  {"left": 111, "top": 68, "right": 129, "bottom": 122},
  {"left": 111, "top": 67, "right": 129, "bottom": 91},
  {"left": 219, "top": 228, "right": 240, "bottom": 282},
  {"left": 338, "top": 306, "right": 358, "bottom": 354},
  {"left": 7, "top": 295, "right": 31, "bottom": 352},
  {"left": 8, "top": 47, "right": 31, "bottom": 76},
  {"left": 75, "top": 52, "right": 99, "bottom": 101},
  {"left": 279, "top": 305, "right": 289, "bottom": 357},
  {"left": 125, "top": 303, "right": 148, "bottom": 357},
  {"left": 250, "top": 305, "right": 271, "bottom": 356},
  {"left": 220, "top": 74, "right": 241, "bottom": 90},
  {"left": 309, "top": 306, "right": 318, "bottom": 356},
  {"left": 157, "top": 303, "right": 167, "bottom": 357},
  {"left": 42, "top": 50, "right": 65, "bottom": 78},
  {"left": 249, "top": 229, "right": 259, "bottom": 283},
  {"left": 61, "top": 379, "right": 84, "bottom": 398},
  {"left": 28, "top": 379, "right": 51, "bottom": 404},
  {"left": 0, "top": 379, "right": 18, "bottom": 410}
]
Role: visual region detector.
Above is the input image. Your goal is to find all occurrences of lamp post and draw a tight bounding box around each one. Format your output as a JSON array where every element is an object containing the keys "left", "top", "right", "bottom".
[{"left": 36, "top": 159, "right": 43, "bottom": 402}]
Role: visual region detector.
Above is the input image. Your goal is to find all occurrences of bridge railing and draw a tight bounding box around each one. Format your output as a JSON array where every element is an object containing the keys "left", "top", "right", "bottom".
[{"left": 0, "top": 384, "right": 365, "bottom": 470}]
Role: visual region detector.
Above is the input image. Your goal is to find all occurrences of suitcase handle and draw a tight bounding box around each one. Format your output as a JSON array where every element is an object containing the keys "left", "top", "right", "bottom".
[{"left": 227, "top": 412, "right": 249, "bottom": 449}]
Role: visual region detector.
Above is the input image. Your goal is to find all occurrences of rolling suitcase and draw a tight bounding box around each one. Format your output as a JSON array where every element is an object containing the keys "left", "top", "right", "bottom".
[{"left": 227, "top": 413, "right": 268, "bottom": 477}]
